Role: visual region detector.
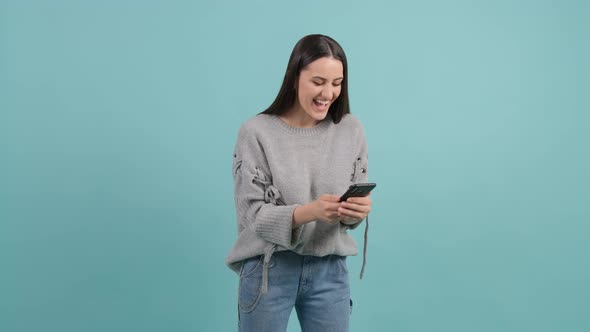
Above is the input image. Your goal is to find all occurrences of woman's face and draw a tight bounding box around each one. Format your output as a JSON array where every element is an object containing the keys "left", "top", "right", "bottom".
[{"left": 293, "top": 57, "right": 343, "bottom": 123}]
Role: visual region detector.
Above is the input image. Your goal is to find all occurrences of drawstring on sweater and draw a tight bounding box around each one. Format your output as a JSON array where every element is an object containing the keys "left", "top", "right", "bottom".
[
  {"left": 260, "top": 216, "right": 369, "bottom": 293},
  {"left": 360, "top": 214, "right": 369, "bottom": 279},
  {"left": 251, "top": 168, "right": 283, "bottom": 294},
  {"left": 261, "top": 244, "right": 277, "bottom": 294},
  {"left": 252, "top": 166, "right": 370, "bottom": 292}
]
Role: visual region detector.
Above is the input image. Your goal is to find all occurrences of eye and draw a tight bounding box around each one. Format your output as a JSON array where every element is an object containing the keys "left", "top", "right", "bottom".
[{"left": 312, "top": 81, "right": 323, "bottom": 86}]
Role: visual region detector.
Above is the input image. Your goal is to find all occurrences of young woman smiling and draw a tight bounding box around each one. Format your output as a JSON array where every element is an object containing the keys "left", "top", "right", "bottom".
[{"left": 226, "top": 34, "right": 372, "bottom": 332}]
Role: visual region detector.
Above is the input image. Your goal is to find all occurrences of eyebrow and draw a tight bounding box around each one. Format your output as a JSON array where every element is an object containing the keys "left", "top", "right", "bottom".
[{"left": 311, "top": 76, "right": 344, "bottom": 81}]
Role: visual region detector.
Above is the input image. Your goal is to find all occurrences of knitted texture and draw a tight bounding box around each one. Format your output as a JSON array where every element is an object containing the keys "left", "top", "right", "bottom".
[{"left": 226, "top": 114, "right": 369, "bottom": 274}]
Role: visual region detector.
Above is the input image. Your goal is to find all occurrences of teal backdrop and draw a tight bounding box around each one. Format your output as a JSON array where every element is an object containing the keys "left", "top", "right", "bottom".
[{"left": 1, "top": 1, "right": 589, "bottom": 331}]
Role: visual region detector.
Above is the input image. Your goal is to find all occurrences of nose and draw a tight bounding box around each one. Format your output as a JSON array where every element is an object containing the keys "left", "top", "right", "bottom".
[{"left": 320, "top": 86, "right": 335, "bottom": 100}]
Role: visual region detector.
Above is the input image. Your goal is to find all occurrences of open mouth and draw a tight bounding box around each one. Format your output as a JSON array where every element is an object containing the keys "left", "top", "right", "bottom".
[{"left": 313, "top": 99, "right": 329, "bottom": 109}]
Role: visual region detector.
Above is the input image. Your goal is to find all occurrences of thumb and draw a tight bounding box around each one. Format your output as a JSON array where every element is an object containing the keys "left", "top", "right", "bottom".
[{"left": 320, "top": 194, "right": 341, "bottom": 202}]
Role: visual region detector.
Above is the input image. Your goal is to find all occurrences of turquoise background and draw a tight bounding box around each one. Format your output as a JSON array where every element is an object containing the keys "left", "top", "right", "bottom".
[{"left": 1, "top": 0, "right": 589, "bottom": 331}]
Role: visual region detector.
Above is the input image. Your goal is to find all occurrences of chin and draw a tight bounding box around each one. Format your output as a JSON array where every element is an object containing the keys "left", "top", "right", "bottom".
[
  {"left": 315, "top": 114, "right": 328, "bottom": 121},
  {"left": 312, "top": 110, "right": 329, "bottom": 121}
]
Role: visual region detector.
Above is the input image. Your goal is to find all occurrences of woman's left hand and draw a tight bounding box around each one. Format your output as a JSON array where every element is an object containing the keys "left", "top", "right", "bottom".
[{"left": 338, "top": 194, "right": 372, "bottom": 224}]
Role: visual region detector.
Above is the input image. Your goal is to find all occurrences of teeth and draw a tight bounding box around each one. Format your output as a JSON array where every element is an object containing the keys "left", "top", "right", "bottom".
[{"left": 315, "top": 99, "right": 329, "bottom": 105}]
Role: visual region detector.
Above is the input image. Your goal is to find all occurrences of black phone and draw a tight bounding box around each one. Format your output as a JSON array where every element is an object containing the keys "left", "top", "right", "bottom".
[{"left": 339, "top": 183, "right": 376, "bottom": 202}]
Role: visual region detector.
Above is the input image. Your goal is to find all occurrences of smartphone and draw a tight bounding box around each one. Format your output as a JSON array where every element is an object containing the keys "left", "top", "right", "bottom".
[{"left": 339, "top": 183, "right": 376, "bottom": 202}]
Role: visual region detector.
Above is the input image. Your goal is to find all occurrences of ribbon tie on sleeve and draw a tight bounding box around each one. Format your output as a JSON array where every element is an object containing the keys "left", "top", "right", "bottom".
[{"left": 251, "top": 167, "right": 285, "bottom": 205}]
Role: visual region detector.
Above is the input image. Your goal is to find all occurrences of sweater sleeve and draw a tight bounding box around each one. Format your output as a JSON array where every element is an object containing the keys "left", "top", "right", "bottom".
[
  {"left": 232, "top": 124, "right": 304, "bottom": 248},
  {"left": 344, "top": 121, "right": 370, "bottom": 230}
]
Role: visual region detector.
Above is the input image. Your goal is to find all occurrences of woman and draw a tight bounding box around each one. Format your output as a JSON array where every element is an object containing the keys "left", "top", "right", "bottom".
[{"left": 226, "top": 34, "right": 372, "bottom": 332}]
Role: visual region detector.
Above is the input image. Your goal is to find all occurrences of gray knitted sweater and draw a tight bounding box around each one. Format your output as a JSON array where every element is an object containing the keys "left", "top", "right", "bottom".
[{"left": 226, "top": 113, "right": 369, "bottom": 278}]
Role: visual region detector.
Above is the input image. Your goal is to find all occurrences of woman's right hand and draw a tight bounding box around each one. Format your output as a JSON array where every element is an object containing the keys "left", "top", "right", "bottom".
[
  {"left": 293, "top": 195, "right": 341, "bottom": 227},
  {"left": 310, "top": 195, "right": 342, "bottom": 224}
]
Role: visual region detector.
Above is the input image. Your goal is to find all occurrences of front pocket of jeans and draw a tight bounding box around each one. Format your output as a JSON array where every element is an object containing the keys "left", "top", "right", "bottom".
[
  {"left": 240, "top": 256, "right": 263, "bottom": 278},
  {"left": 338, "top": 256, "right": 349, "bottom": 274},
  {"left": 238, "top": 262, "right": 263, "bottom": 312}
]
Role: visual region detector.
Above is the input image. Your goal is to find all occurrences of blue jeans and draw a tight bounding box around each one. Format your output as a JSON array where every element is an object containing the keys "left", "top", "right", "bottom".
[{"left": 238, "top": 250, "right": 351, "bottom": 332}]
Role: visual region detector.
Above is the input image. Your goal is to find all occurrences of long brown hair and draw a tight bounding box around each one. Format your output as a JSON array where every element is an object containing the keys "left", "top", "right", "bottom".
[{"left": 261, "top": 34, "right": 350, "bottom": 124}]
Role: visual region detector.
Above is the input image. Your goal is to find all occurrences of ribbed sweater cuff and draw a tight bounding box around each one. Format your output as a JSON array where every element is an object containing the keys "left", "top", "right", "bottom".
[
  {"left": 254, "top": 204, "right": 302, "bottom": 248},
  {"left": 342, "top": 218, "right": 364, "bottom": 230}
]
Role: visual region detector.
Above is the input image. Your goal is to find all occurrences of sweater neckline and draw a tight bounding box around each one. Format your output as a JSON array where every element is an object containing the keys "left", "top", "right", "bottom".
[{"left": 268, "top": 114, "right": 332, "bottom": 136}]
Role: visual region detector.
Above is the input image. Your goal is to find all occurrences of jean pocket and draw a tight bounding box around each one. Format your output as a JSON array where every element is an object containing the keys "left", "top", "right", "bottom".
[
  {"left": 238, "top": 258, "right": 264, "bottom": 312},
  {"left": 337, "top": 255, "right": 349, "bottom": 274},
  {"left": 240, "top": 256, "right": 263, "bottom": 278}
]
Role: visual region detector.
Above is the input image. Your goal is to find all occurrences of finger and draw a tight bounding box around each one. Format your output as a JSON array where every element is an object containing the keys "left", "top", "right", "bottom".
[
  {"left": 320, "top": 194, "right": 341, "bottom": 202},
  {"left": 340, "top": 212, "right": 361, "bottom": 222},
  {"left": 340, "top": 215, "right": 361, "bottom": 224},
  {"left": 325, "top": 210, "right": 340, "bottom": 219},
  {"left": 325, "top": 202, "right": 343, "bottom": 211},
  {"left": 338, "top": 207, "right": 366, "bottom": 220},
  {"left": 346, "top": 196, "right": 372, "bottom": 205},
  {"left": 340, "top": 201, "right": 371, "bottom": 214}
]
